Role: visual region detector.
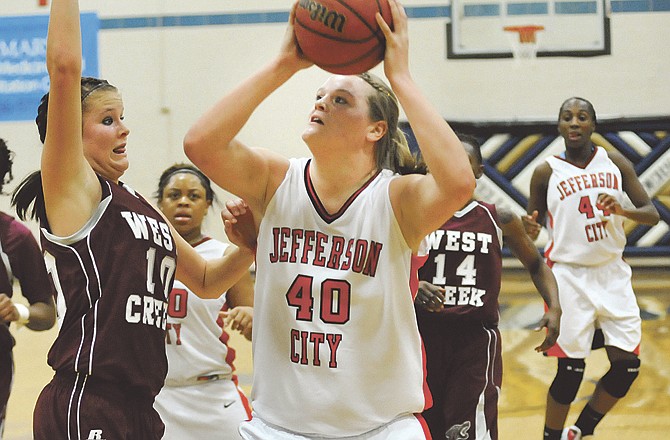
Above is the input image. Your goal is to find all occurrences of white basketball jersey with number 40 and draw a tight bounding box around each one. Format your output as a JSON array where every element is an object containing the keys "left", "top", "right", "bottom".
[{"left": 252, "top": 158, "right": 427, "bottom": 437}]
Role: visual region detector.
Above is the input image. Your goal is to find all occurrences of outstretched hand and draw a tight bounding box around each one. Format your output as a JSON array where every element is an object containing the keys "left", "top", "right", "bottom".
[
  {"left": 522, "top": 210, "right": 542, "bottom": 241},
  {"left": 222, "top": 199, "right": 257, "bottom": 252},
  {"left": 533, "top": 307, "right": 561, "bottom": 352},
  {"left": 220, "top": 306, "right": 253, "bottom": 341}
]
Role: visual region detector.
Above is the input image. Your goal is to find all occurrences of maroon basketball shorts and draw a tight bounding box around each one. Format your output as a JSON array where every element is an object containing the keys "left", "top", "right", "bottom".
[
  {"left": 33, "top": 372, "right": 164, "bottom": 440},
  {"left": 418, "top": 314, "right": 503, "bottom": 440},
  {"left": 0, "top": 349, "right": 12, "bottom": 430}
]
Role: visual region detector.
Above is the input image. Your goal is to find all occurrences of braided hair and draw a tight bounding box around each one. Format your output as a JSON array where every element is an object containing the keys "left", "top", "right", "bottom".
[
  {"left": 35, "top": 77, "right": 115, "bottom": 143},
  {"left": 12, "top": 77, "right": 117, "bottom": 221},
  {"left": 357, "top": 72, "right": 427, "bottom": 176}
]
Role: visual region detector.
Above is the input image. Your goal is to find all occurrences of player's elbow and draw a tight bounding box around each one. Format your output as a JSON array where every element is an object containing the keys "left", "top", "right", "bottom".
[
  {"left": 27, "top": 303, "right": 57, "bottom": 331},
  {"left": 183, "top": 130, "right": 206, "bottom": 166},
  {"left": 47, "top": 46, "right": 82, "bottom": 79},
  {"left": 452, "top": 172, "right": 476, "bottom": 207},
  {"left": 524, "top": 254, "right": 544, "bottom": 276}
]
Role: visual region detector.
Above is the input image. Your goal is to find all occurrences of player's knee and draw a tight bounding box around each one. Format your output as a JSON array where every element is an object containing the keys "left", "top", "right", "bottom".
[
  {"left": 549, "top": 358, "right": 585, "bottom": 405},
  {"left": 600, "top": 358, "right": 640, "bottom": 398}
]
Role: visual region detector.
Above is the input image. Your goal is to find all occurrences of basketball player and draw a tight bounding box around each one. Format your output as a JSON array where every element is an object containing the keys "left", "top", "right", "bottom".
[
  {"left": 154, "top": 164, "right": 253, "bottom": 439},
  {"left": 414, "top": 134, "right": 561, "bottom": 440},
  {"left": 523, "top": 97, "right": 660, "bottom": 440},
  {"left": 0, "top": 138, "right": 55, "bottom": 439},
  {"left": 10, "top": 2, "right": 254, "bottom": 439},
  {"left": 184, "top": 1, "right": 476, "bottom": 438}
]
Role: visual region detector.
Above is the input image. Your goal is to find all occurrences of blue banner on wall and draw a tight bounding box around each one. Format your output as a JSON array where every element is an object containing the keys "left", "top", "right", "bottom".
[{"left": 0, "top": 13, "right": 99, "bottom": 122}]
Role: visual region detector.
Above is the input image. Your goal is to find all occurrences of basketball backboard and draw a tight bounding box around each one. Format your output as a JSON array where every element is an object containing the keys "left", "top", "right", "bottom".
[{"left": 446, "top": 0, "right": 611, "bottom": 59}]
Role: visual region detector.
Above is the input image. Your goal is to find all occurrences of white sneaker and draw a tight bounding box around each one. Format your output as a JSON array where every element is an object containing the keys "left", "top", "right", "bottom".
[{"left": 560, "top": 425, "right": 582, "bottom": 440}]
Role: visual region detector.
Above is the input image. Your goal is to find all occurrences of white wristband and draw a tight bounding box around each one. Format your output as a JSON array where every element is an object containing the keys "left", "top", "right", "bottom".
[{"left": 15, "top": 303, "right": 30, "bottom": 325}]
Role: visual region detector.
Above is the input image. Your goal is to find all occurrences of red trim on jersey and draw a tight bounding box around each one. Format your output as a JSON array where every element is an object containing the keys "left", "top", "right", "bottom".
[
  {"left": 420, "top": 338, "right": 433, "bottom": 410},
  {"left": 216, "top": 304, "right": 229, "bottom": 343},
  {"left": 190, "top": 236, "right": 212, "bottom": 248},
  {"left": 303, "top": 159, "right": 381, "bottom": 224},
  {"left": 410, "top": 253, "right": 429, "bottom": 299},
  {"left": 554, "top": 146, "right": 598, "bottom": 169},
  {"left": 415, "top": 413, "right": 433, "bottom": 439},
  {"left": 216, "top": 303, "right": 238, "bottom": 371},
  {"left": 546, "top": 341, "right": 569, "bottom": 357},
  {"left": 546, "top": 339, "right": 639, "bottom": 357},
  {"left": 415, "top": 249, "right": 434, "bottom": 413},
  {"left": 544, "top": 210, "right": 555, "bottom": 262},
  {"left": 232, "top": 375, "right": 253, "bottom": 420}
]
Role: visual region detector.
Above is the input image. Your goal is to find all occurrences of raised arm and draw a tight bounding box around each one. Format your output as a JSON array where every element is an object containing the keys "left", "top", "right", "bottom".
[
  {"left": 380, "top": 1, "right": 475, "bottom": 250},
  {"left": 41, "top": 0, "right": 101, "bottom": 236},
  {"left": 184, "top": 2, "right": 312, "bottom": 216},
  {"left": 499, "top": 207, "right": 560, "bottom": 352}
]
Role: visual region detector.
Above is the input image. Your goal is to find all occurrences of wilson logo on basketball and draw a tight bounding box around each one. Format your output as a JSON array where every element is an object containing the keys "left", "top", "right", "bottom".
[{"left": 298, "top": 0, "right": 346, "bottom": 33}]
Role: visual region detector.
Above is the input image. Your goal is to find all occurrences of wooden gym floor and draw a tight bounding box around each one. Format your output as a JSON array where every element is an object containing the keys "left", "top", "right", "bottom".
[{"left": 5, "top": 267, "right": 669, "bottom": 439}]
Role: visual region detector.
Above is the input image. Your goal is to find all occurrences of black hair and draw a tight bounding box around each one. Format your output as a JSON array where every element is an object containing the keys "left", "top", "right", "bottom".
[
  {"left": 0, "top": 138, "right": 14, "bottom": 193},
  {"left": 456, "top": 132, "right": 483, "bottom": 165},
  {"left": 12, "top": 77, "right": 116, "bottom": 221},
  {"left": 155, "top": 163, "right": 217, "bottom": 204},
  {"left": 11, "top": 171, "right": 43, "bottom": 221},
  {"left": 558, "top": 97, "right": 597, "bottom": 124}
]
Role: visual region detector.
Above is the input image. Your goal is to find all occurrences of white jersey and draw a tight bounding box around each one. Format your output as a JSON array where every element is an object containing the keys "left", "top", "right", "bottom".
[
  {"left": 251, "top": 158, "right": 428, "bottom": 437},
  {"left": 155, "top": 238, "right": 252, "bottom": 439},
  {"left": 545, "top": 146, "right": 627, "bottom": 266},
  {"left": 162, "top": 238, "right": 236, "bottom": 384}
]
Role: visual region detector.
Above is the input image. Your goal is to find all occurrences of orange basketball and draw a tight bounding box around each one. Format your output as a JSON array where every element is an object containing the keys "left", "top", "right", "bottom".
[{"left": 294, "top": 0, "right": 393, "bottom": 75}]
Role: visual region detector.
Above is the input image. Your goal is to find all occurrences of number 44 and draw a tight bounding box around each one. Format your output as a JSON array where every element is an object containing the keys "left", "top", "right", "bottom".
[{"left": 578, "top": 195, "right": 611, "bottom": 219}]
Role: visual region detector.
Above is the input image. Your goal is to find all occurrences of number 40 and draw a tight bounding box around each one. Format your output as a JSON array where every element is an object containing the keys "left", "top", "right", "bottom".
[{"left": 285, "top": 275, "right": 351, "bottom": 325}]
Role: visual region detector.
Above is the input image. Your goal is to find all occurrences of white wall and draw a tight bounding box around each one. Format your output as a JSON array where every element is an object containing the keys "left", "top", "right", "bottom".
[{"left": 1, "top": 1, "right": 669, "bottom": 241}]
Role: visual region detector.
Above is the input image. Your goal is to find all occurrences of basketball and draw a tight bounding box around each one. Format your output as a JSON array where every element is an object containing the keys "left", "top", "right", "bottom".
[{"left": 294, "top": 0, "right": 393, "bottom": 75}]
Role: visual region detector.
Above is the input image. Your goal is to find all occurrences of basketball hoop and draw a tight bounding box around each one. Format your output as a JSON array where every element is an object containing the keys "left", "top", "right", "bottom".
[{"left": 503, "top": 25, "right": 544, "bottom": 62}]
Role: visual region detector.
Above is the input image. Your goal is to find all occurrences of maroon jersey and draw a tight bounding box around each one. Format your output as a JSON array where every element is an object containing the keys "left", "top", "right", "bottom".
[
  {"left": 417, "top": 201, "right": 504, "bottom": 439},
  {"left": 0, "top": 212, "right": 53, "bottom": 352},
  {"left": 1, "top": 211, "right": 53, "bottom": 423},
  {"left": 418, "top": 201, "right": 502, "bottom": 327},
  {"left": 39, "top": 177, "right": 177, "bottom": 399}
]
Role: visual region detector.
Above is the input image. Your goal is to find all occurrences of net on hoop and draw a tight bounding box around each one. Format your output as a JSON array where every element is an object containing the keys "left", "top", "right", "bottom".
[{"left": 503, "top": 25, "right": 545, "bottom": 62}]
